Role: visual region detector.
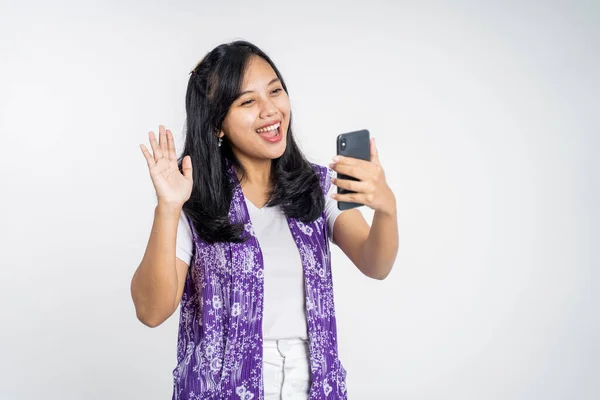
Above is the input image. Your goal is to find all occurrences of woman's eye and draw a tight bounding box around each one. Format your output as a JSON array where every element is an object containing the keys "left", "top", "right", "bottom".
[
  {"left": 271, "top": 88, "right": 283, "bottom": 94},
  {"left": 241, "top": 99, "right": 254, "bottom": 106}
]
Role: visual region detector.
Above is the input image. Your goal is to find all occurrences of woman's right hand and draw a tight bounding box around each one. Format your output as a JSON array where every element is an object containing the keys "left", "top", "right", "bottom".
[{"left": 140, "top": 125, "right": 193, "bottom": 208}]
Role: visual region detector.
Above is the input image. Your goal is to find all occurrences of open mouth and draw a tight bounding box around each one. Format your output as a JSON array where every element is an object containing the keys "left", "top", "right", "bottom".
[{"left": 256, "top": 122, "right": 281, "bottom": 140}]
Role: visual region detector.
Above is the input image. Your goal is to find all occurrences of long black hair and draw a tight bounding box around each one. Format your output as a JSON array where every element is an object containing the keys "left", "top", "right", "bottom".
[{"left": 178, "top": 40, "right": 324, "bottom": 244}]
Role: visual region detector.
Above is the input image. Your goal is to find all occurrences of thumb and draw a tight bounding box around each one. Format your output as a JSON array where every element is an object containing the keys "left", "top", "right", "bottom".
[
  {"left": 370, "top": 137, "right": 381, "bottom": 165},
  {"left": 181, "top": 155, "right": 193, "bottom": 179}
]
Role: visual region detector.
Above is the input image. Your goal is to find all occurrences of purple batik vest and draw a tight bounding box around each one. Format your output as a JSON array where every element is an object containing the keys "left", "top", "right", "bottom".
[{"left": 172, "top": 163, "right": 347, "bottom": 400}]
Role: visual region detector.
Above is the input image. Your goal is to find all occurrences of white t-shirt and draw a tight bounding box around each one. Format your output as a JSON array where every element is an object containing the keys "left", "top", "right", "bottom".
[{"left": 176, "top": 184, "right": 342, "bottom": 340}]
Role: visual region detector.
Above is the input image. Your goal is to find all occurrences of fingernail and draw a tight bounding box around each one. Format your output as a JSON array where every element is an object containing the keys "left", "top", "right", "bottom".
[
  {"left": 329, "top": 163, "right": 336, "bottom": 169},
  {"left": 333, "top": 156, "right": 341, "bottom": 162}
]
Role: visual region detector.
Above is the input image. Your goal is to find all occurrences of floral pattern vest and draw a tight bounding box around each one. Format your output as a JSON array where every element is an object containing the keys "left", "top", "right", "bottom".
[{"left": 172, "top": 163, "right": 347, "bottom": 400}]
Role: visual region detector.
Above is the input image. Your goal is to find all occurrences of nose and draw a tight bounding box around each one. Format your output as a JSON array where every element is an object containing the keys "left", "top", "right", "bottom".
[{"left": 259, "top": 97, "right": 278, "bottom": 119}]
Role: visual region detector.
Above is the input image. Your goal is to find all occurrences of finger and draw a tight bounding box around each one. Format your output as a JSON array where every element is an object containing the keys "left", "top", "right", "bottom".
[
  {"left": 166, "top": 129, "right": 177, "bottom": 161},
  {"left": 332, "top": 155, "right": 371, "bottom": 168},
  {"left": 331, "top": 191, "right": 367, "bottom": 205},
  {"left": 370, "top": 137, "right": 381, "bottom": 165},
  {"left": 332, "top": 177, "right": 370, "bottom": 193},
  {"left": 139, "top": 144, "right": 156, "bottom": 168},
  {"left": 329, "top": 162, "right": 368, "bottom": 181},
  {"left": 148, "top": 131, "right": 162, "bottom": 161},
  {"left": 181, "top": 155, "right": 193, "bottom": 179},
  {"left": 159, "top": 125, "right": 168, "bottom": 157}
]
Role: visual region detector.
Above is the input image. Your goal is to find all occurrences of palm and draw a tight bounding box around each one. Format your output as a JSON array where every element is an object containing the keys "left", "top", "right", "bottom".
[{"left": 140, "top": 125, "right": 193, "bottom": 207}]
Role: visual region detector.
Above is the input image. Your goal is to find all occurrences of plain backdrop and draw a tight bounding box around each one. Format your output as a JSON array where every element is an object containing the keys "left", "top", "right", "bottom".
[{"left": 0, "top": 0, "right": 598, "bottom": 399}]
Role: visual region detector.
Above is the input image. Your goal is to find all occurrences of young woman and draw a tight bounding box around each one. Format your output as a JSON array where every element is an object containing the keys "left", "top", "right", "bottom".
[{"left": 131, "top": 41, "right": 398, "bottom": 400}]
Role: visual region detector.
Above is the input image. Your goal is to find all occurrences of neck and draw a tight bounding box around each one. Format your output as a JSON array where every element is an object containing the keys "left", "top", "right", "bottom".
[{"left": 234, "top": 153, "right": 273, "bottom": 189}]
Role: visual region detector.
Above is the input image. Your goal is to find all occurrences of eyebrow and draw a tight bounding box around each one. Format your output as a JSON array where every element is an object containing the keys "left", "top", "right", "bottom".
[{"left": 237, "top": 78, "right": 281, "bottom": 98}]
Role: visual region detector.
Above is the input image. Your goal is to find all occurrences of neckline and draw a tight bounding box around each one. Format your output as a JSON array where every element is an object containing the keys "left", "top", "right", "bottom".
[{"left": 245, "top": 198, "right": 266, "bottom": 212}]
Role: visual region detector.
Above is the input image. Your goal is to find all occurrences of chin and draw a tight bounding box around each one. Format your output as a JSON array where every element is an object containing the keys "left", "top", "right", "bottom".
[{"left": 266, "top": 139, "right": 287, "bottom": 160}]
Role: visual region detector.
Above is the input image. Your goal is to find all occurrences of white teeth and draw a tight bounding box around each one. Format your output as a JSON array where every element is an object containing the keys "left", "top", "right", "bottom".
[{"left": 256, "top": 122, "right": 280, "bottom": 133}]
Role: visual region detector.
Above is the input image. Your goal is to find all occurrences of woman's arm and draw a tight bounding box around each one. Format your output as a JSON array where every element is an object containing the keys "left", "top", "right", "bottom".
[
  {"left": 131, "top": 204, "right": 190, "bottom": 327},
  {"left": 131, "top": 126, "right": 194, "bottom": 328},
  {"left": 330, "top": 138, "right": 399, "bottom": 280}
]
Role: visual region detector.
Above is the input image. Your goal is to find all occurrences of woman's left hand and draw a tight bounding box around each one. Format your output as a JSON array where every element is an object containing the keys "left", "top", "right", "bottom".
[{"left": 330, "top": 138, "right": 396, "bottom": 216}]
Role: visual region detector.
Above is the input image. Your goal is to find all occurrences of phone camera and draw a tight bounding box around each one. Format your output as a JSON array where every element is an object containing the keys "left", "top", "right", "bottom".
[{"left": 340, "top": 138, "right": 346, "bottom": 149}]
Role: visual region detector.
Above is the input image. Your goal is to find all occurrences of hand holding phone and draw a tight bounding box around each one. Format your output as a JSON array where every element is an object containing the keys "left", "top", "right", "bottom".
[{"left": 332, "top": 130, "right": 397, "bottom": 216}]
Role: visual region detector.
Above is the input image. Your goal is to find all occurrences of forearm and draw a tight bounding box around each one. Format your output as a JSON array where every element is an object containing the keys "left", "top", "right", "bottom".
[
  {"left": 360, "top": 206, "right": 399, "bottom": 280},
  {"left": 131, "top": 203, "right": 181, "bottom": 326}
]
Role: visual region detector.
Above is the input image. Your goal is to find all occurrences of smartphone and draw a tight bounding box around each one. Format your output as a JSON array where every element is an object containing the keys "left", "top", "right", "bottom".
[{"left": 335, "top": 129, "right": 371, "bottom": 210}]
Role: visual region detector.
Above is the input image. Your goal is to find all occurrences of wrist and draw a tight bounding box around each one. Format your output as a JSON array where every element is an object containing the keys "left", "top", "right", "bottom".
[
  {"left": 156, "top": 202, "right": 183, "bottom": 216},
  {"left": 376, "top": 191, "right": 397, "bottom": 217}
]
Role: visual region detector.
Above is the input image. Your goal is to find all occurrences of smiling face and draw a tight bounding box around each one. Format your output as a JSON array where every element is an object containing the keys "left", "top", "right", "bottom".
[{"left": 219, "top": 55, "right": 291, "bottom": 164}]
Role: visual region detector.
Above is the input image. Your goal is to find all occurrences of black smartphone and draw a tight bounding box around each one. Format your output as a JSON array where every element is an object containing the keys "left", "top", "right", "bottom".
[{"left": 336, "top": 129, "right": 371, "bottom": 210}]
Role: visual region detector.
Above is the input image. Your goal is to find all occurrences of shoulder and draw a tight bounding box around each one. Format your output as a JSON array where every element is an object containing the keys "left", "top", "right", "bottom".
[{"left": 310, "top": 163, "right": 335, "bottom": 192}]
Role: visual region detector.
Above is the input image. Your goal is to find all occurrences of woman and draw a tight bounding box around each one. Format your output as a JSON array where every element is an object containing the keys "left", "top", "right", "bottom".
[{"left": 131, "top": 41, "right": 398, "bottom": 400}]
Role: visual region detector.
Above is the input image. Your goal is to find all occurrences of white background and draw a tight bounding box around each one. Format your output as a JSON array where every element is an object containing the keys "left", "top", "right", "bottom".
[{"left": 0, "top": 0, "right": 598, "bottom": 399}]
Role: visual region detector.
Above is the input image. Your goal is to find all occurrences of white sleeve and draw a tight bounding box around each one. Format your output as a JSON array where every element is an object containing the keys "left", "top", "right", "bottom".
[
  {"left": 324, "top": 183, "right": 342, "bottom": 243},
  {"left": 176, "top": 210, "right": 194, "bottom": 266}
]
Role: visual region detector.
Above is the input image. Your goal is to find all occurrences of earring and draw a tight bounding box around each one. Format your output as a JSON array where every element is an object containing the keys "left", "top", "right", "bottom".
[{"left": 218, "top": 136, "right": 223, "bottom": 147}]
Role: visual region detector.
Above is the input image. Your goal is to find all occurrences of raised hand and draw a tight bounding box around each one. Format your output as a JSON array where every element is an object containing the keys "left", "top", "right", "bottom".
[
  {"left": 139, "top": 125, "right": 193, "bottom": 208},
  {"left": 330, "top": 138, "right": 396, "bottom": 216}
]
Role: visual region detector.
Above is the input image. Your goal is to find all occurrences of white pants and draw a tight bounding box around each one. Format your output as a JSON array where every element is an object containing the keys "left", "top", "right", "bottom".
[{"left": 263, "top": 339, "right": 311, "bottom": 399}]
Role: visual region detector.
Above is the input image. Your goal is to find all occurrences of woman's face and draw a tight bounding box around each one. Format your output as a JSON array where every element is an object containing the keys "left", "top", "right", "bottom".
[{"left": 220, "top": 56, "right": 291, "bottom": 163}]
